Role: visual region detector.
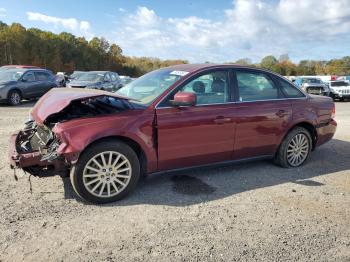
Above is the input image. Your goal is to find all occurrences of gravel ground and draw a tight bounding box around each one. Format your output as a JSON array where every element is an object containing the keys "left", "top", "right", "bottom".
[{"left": 0, "top": 101, "right": 349, "bottom": 261}]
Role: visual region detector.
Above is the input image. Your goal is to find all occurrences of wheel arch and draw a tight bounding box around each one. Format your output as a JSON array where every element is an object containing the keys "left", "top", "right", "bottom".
[
  {"left": 280, "top": 122, "right": 317, "bottom": 151},
  {"left": 79, "top": 135, "right": 148, "bottom": 175},
  {"left": 8, "top": 87, "right": 23, "bottom": 98}
]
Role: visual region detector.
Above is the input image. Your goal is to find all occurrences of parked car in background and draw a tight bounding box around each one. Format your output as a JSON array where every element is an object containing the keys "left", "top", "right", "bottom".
[
  {"left": 0, "top": 65, "right": 39, "bottom": 71},
  {"left": 328, "top": 80, "right": 350, "bottom": 101},
  {"left": 120, "top": 75, "right": 133, "bottom": 86},
  {"left": 9, "top": 64, "right": 336, "bottom": 203},
  {"left": 55, "top": 72, "right": 69, "bottom": 87},
  {"left": 0, "top": 68, "right": 57, "bottom": 105},
  {"left": 66, "top": 71, "right": 122, "bottom": 91},
  {"left": 69, "top": 71, "right": 85, "bottom": 80},
  {"left": 294, "top": 77, "right": 329, "bottom": 96}
]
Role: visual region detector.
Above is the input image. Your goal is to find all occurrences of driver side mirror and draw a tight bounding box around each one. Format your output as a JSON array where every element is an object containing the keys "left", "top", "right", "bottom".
[{"left": 170, "top": 92, "right": 197, "bottom": 107}]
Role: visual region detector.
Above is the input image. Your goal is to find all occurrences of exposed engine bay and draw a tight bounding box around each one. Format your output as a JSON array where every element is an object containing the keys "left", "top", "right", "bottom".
[
  {"left": 13, "top": 96, "right": 135, "bottom": 177},
  {"left": 45, "top": 96, "right": 134, "bottom": 124}
]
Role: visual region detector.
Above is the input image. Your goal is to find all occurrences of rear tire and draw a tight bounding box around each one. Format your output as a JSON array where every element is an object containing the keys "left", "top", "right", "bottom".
[
  {"left": 70, "top": 140, "right": 140, "bottom": 204},
  {"left": 274, "top": 127, "right": 312, "bottom": 168},
  {"left": 7, "top": 90, "right": 22, "bottom": 106}
]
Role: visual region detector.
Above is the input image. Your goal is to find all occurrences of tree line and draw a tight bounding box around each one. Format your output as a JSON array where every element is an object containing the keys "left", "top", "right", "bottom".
[
  {"left": 233, "top": 54, "right": 350, "bottom": 76},
  {"left": 0, "top": 21, "right": 187, "bottom": 76},
  {"left": 1, "top": 21, "right": 349, "bottom": 77}
]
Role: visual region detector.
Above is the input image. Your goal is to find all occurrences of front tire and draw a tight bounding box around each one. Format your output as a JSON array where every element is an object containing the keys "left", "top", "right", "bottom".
[
  {"left": 70, "top": 140, "right": 140, "bottom": 204},
  {"left": 8, "top": 90, "right": 22, "bottom": 106},
  {"left": 274, "top": 127, "right": 312, "bottom": 168}
]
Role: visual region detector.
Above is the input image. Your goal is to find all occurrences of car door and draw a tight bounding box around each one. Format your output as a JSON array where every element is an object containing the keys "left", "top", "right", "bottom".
[
  {"left": 20, "top": 71, "right": 41, "bottom": 98},
  {"left": 231, "top": 69, "right": 292, "bottom": 159},
  {"left": 34, "top": 71, "right": 53, "bottom": 96},
  {"left": 155, "top": 70, "right": 236, "bottom": 171}
]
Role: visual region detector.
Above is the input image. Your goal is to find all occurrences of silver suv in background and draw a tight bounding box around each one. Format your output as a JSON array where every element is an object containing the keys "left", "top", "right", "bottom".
[{"left": 328, "top": 80, "right": 350, "bottom": 101}]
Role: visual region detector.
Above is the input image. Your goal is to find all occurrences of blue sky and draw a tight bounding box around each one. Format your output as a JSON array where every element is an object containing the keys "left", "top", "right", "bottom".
[{"left": 1, "top": 0, "right": 350, "bottom": 63}]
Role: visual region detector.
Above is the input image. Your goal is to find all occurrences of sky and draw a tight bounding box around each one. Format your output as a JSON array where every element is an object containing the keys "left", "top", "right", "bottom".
[{"left": 0, "top": 0, "right": 350, "bottom": 63}]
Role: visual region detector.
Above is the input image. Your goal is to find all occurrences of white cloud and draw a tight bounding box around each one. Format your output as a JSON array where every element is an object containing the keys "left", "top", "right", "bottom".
[
  {"left": 79, "top": 21, "right": 90, "bottom": 31},
  {"left": 26, "top": 12, "right": 92, "bottom": 38},
  {"left": 0, "top": 7, "right": 6, "bottom": 17},
  {"left": 118, "top": 8, "right": 126, "bottom": 12},
  {"left": 113, "top": 0, "right": 350, "bottom": 62}
]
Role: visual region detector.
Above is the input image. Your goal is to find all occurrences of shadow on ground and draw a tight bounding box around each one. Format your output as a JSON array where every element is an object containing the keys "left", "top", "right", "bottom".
[{"left": 59, "top": 138, "right": 349, "bottom": 206}]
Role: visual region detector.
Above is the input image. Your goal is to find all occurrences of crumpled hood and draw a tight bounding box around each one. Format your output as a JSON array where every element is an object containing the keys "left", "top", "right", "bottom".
[{"left": 31, "top": 88, "right": 132, "bottom": 125}]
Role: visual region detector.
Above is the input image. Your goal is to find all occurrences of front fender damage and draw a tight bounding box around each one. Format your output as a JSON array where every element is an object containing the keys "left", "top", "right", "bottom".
[{"left": 9, "top": 93, "right": 135, "bottom": 177}]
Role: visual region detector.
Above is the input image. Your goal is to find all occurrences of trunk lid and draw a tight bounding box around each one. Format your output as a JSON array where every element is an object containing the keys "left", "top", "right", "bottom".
[{"left": 31, "top": 88, "right": 132, "bottom": 125}]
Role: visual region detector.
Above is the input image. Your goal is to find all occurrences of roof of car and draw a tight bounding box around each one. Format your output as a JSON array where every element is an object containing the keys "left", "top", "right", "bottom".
[
  {"left": 1, "top": 65, "right": 39, "bottom": 68},
  {"left": 3, "top": 68, "right": 52, "bottom": 73},
  {"left": 162, "top": 63, "right": 286, "bottom": 77}
]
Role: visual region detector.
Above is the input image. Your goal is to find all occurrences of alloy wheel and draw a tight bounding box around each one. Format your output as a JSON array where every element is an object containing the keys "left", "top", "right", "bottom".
[
  {"left": 10, "top": 92, "right": 21, "bottom": 105},
  {"left": 82, "top": 151, "right": 132, "bottom": 198},
  {"left": 286, "top": 133, "right": 310, "bottom": 167}
]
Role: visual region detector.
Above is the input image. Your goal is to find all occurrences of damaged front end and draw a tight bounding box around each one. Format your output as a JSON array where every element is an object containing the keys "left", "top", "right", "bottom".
[
  {"left": 8, "top": 88, "right": 136, "bottom": 178},
  {"left": 9, "top": 120, "right": 68, "bottom": 177}
]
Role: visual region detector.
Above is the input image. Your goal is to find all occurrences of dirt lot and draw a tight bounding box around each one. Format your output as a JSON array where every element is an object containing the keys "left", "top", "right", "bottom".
[{"left": 0, "top": 101, "right": 349, "bottom": 261}]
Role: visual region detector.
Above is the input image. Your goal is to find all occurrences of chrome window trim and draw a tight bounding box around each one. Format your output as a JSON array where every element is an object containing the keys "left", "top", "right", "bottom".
[{"left": 155, "top": 97, "right": 308, "bottom": 109}]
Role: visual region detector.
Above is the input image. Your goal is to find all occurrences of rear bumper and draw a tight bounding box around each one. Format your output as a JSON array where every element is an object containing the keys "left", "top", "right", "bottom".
[
  {"left": 8, "top": 132, "right": 66, "bottom": 172},
  {"left": 315, "top": 119, "right": 337, "bottom": 147}
]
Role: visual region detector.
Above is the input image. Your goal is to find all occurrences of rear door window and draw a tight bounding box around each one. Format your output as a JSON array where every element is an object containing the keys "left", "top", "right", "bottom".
[
  {"left": 35, "top": 71, "right": 50, "bottom": 81},
  {"left": 236, "top": 71, "right": 280, "bottom": 102}
]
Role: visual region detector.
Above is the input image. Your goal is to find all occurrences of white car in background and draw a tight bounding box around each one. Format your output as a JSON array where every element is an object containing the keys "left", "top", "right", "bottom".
[{"left": 328, "top": 80, "right": 350, "bottom": 101}]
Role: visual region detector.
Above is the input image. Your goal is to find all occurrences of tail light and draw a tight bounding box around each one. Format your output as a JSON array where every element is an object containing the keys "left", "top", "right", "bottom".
[{"left": 331, "top": 104, "right": 336, "bottom": 119}]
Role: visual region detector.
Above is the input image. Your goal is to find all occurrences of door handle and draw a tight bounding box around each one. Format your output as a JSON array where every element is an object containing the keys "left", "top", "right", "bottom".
[
  {"left": 214, "top": 116, "right": 232, "bottom": 124},
  {"left": 276, "top": 110, "right": 288, "bottom": 118}
]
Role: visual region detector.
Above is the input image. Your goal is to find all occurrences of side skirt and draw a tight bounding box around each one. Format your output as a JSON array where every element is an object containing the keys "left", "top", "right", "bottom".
[{"left": 149, "top": 155, "right": 274, "bottom": 176}]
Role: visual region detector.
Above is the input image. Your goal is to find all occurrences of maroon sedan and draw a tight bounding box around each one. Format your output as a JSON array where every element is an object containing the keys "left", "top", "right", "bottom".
[{"left": 9, "top": 64, "right": 337, "bottom": 203}]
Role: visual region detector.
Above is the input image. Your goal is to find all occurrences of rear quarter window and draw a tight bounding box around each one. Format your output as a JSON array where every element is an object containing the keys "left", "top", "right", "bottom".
[{"left": 277, "top": 78, "right": 305, "bottom": 98}]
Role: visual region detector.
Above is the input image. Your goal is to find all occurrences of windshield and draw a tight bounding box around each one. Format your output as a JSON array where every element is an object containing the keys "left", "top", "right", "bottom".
[
  {"left": 0, "top": 70, "right": 24, "bottom": 81},
  {"left": 116, "top": 69, "right": 185, "bottom": 105},
  {"left": 331, "top": 81, "right": 349, "bottom": 87},
  {"left": 71, "top": 72, "right": 85, "bottom": 79},
  {"left": 77, "top": 72, "right": 104, "bottom": 82}
]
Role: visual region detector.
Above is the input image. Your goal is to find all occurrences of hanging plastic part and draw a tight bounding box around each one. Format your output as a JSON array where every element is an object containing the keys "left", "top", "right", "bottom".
[
  {"left": 28, "top": 173, "right": 33, "bottom": 194},
  {"left": 13, "top": 168, "right": 18, "bottom": 181},
  {"left": 23, "top": 170, "right": 33, "bottom": 194}
]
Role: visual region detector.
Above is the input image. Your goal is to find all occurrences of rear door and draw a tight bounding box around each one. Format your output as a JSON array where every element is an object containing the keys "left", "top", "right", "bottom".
[
  {"left": 34, "top": 71, "right": 54, "bottom": 96},
  {"left": 21, "top": 71, "right": 41, "bottom": 98},
  {"left": 155, "top": 69, "right": 236, "bottom": 171},
  {"left": 232, "top": 69, "right": 292, "bottom": 159}
]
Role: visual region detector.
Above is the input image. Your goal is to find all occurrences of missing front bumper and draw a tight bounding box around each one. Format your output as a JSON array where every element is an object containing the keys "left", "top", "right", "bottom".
[{"left": 8, "top": 132, "right": 68, "bottom": 177}]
